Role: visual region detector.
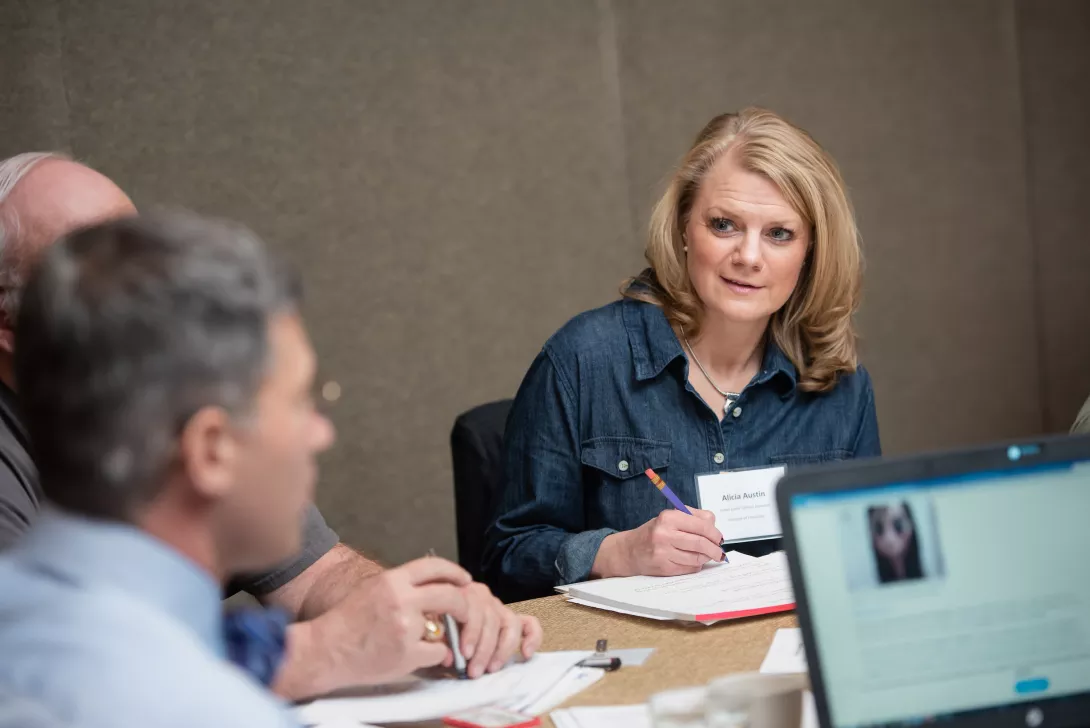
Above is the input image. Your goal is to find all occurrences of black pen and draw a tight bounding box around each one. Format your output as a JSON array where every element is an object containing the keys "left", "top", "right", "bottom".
[{"left": 578, "top": 656, "right": 621, "bottom": 671}]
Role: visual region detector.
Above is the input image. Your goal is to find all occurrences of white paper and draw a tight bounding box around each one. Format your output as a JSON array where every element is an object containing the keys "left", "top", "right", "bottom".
[
  {"left": 567, "top": 597, "right": 671, "bottom": 619},
  {"left": 516, "top": 666, "right": 606, "bottom": 715},
  {"left": 551, "top": 691, "right": 813, "bottom": 728},
  {"left": 295, "top": 651, "right": 592, "bottom": 725},
  {"left": 697, "top": 467, "right": 786, "bottom": 543},
  {"left": 551, "top": 711, "right": 579, "bottom": 728},
  {"left": 759, "top": 628, "right": 807, "bottom": 674},
  {"left": 558, "top": 553, "right": 753, "bottom": 600},
  {"left": 802, "top": 690, "right": 818, "bottom": 728},
  {"left": 550, "top": 705, "right": 651, "bottom": 728},
  {"left": 566, "top": 552, "right": 794, "bottom": 622},
  {"left": 604, "top": 647, "right": 656, "bottom": 667}
]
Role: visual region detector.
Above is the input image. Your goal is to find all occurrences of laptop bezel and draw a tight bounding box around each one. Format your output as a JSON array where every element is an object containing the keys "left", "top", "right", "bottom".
[{"left": 776, "top": 433, "right": 1090, "bottom": 728}]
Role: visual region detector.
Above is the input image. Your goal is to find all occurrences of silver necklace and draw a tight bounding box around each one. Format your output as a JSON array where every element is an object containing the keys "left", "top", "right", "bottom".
[{"left": 684, "top": 336, "right": 741, "bottom": 414}]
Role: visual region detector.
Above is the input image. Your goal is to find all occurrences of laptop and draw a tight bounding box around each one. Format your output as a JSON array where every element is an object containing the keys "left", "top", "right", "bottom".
[{"left": 776, "top": 434, "right": 1090, "bottom": 728}]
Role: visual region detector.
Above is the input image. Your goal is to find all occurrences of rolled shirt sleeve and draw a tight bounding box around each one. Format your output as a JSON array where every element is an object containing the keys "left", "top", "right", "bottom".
[{"left": 225, "top": 503, "right": 339, "bottom": 597}]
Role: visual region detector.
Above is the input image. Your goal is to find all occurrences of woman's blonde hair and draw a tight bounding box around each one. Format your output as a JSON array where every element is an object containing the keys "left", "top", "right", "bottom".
[{"left": 624, "top": 107, "right": 862, "bottom": 393}]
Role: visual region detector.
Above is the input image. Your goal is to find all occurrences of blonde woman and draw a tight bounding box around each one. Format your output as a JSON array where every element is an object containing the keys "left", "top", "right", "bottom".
[{"left": 483, "top": 108, "right": 880, "bottom": 601}]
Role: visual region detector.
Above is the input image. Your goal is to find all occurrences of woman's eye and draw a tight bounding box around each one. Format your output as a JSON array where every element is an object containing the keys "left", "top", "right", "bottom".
[
  {"left": 710, "top": 217, "right": 735, "bottom": 233},
  {"left": 768, "top": 227, "right": 794, "bottom": 242}
]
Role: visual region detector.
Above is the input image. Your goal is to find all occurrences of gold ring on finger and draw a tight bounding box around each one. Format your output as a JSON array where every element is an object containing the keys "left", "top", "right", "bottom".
[{"left": 423, "top": 618, "right": 446, "bottom": 643}]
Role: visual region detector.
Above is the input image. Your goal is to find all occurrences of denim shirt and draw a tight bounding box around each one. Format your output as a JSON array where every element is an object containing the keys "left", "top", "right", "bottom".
[{"left": 482, "top": 298, "right": 880, "bottom": 601}]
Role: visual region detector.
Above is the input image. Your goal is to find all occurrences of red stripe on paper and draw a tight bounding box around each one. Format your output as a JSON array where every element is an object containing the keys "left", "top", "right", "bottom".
[{"left": 695, "top": 602, "right": 795, "bottom": 622}]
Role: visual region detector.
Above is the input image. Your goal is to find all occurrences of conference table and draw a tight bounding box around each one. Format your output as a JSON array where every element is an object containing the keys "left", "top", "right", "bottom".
[
  {"left": 395, "top": 594, "right": 795, "bottom": 727},
  {"left": 511, "top": 594, "right": 797, "bottom": 726}
]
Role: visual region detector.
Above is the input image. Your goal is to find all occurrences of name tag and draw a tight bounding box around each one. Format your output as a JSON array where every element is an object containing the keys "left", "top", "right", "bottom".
[{"left": 696, "top": 466, "right": 786, "bottom": 544}]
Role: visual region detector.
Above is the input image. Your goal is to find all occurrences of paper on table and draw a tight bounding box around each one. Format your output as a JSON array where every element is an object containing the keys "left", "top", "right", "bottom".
[
  {"left": 551, "top": 705, "right": 651, "bottom": 728},
  {"left": 295, "top": 651, "right": 592, "bottom": 725},
  {"left": 802, "top": 690, "right": 818, "bottom": 728},
  {"left": 558, "top": 551, "right": 754, "bottom": 597},
  {"left": 759, "top": 628, "right": 807, "bottom": 674},
  {"left": 557, "top": 552, "right": 755, "bottom": 598},
  {"left": 553, "top": 697, "right": 811, "bottom": 728},
  {"left": 604, "top": 647, "right": 655, "bottom": 667},
  {"left": 566, "top": 552, "right": 794, "bottom": 622},
  {"left": 516, "top": 666, "right": 606, "bottom": 715},
  {"left": 567, "top": 597, "right": 671, "bottom": 619}
]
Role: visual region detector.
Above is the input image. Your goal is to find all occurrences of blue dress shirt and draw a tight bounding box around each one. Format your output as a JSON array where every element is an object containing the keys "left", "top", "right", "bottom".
[
  {"left": 482, "top": 298, "right": 881, "bottom": 600},
  {"left": 0, "top": 510, "right": 299, "bottom": 728}
]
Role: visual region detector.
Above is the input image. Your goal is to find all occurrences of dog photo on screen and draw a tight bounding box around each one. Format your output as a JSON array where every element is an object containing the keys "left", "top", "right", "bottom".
[{"left": 867, "top": 502, "right": 924, "bottom": 584}]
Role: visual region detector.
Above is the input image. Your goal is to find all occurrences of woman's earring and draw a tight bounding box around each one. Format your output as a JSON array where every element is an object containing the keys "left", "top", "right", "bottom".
[{"left": 683, "top": 245, "right": 688, "bottom": 252}]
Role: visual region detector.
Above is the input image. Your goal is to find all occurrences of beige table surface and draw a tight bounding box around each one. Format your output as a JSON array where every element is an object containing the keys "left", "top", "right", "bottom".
[
  {"left": 385, "top": 594, "right": 796, "bottom": 727},
  {"left": 514, "top": 594, "right": 796, "bottom": 726}
]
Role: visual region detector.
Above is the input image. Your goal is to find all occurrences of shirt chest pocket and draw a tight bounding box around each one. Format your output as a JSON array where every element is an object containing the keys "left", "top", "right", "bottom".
[{"left": 580, "top": 437, "right": 672, "bottom": 481}]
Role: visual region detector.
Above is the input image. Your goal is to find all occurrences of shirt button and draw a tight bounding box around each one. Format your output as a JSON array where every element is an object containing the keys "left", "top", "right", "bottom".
[
  {"left": 732, "top": 407, "right": 742, "bottom": 418},
  {"left": 713, "top": 452, "right": 725, "bottom": 464},
  {"left": 618, "top": 460, "right": 629, "bottom": 472}
]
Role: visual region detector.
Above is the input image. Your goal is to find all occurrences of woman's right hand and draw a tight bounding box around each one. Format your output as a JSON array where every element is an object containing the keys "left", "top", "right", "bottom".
[{"left": 591, "top": 508, "right": 725, "bottom": 578}]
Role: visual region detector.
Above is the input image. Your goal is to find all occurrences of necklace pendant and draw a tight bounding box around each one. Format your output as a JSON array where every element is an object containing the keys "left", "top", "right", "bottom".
[{"left": 724, "top": 397, "right": 734, "bottom": 413}]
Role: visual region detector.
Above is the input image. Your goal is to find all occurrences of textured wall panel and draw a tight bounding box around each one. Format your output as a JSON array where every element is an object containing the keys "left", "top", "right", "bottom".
[
  {"left": 1017, "top": 0, "right": 1090, "bottom": 432},
  {"left": 51, "top": 0, "right": 635, "bottom": 563}
]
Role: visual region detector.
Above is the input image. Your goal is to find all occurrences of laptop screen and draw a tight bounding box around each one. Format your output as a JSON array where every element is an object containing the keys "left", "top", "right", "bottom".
[{"left": 788, "top": 455, "right": 1090, "bottom": 728}]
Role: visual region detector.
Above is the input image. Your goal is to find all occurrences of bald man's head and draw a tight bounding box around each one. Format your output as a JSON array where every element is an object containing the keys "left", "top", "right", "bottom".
[{"left": 0, "top": 154, "right": 136, "bottom": 352}]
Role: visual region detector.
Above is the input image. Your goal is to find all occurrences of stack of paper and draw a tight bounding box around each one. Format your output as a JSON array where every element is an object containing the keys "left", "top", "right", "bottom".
[
  {"left": 759, "top": 628, "right": 817, "bottom": 728},
  {"left": 551, "top": 705, "right": 651, "bottom": 728},
  {"left": 759, "top": 628, "right": 807, "bottom": 674},
  {"left": 552, "top": 697, "right": 815, "bottom": 728},
  {"left": 564, "top": 552, "right": 794, "bottom": 624},
  {"left": 295, "top": 651, "right": 593, "bottom": 725}
]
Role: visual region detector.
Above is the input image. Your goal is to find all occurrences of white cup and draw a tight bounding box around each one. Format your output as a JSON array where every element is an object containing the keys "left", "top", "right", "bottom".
[
  {"left": 649, "top": 686, "right": 708, "bottom": 728},
  {"left": 705, "top": 672, "right": 809, "bottom": 728}
]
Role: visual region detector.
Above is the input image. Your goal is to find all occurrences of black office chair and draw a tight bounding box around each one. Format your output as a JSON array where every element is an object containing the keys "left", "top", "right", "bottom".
[{"left": 450, "top": 399, "right": 513, "bottom": 589}]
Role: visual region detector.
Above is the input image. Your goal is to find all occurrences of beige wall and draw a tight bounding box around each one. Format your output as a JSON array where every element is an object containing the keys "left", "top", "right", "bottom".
[
  {"left": 1017, "top": 0, "right": 1090, "bottom": 432},
  {"left": 2, "top": 0, "right": 1087, "bottom": 565}
]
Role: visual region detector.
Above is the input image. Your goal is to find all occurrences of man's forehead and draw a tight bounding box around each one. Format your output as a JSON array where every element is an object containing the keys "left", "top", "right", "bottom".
[
  {"left": 266, "top": 313, "right": 315, "bottom": 383},
  {"left": 6, "top": 159, "right": 137, "bottom": 252}
]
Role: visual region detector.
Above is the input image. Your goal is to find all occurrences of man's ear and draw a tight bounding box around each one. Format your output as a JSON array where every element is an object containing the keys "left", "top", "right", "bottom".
[{"left": 177, "top": 406, "right": 239, "bottom": 501}]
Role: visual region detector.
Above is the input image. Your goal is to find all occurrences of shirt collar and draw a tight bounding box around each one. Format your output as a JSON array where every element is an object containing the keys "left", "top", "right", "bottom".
[
  {"left": 623, "top": 298, "right": 798, "bottom": 395},
  {"left": 754, "top": 338, "right": 799, "bottom": 397},
  {"left": 15, "top": 508, "right": 225, "bottom": 657},
  {"left": 623, "top": 298, "right": 685, "bottom": 381}
]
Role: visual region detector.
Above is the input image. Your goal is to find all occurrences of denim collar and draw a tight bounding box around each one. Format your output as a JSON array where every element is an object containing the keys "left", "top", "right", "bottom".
[{"left": 621, "top": 298, "right": 797, "bottom": 396}]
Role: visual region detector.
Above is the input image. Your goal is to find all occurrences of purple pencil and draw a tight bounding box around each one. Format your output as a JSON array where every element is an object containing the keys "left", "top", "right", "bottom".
[
  {"left": 645, "top": 467, "right": 729, "bottom": 559},
  {"left": 645, "top": 468, "right": 693, "bottom": 514}
]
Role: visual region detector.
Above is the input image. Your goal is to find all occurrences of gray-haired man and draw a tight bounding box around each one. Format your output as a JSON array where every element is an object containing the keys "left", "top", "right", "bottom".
[{"left": 0, "top": 154, "right": 540, "bottom": 700}]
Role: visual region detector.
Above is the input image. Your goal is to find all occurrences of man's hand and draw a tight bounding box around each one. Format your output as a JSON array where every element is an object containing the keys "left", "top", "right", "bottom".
[
  {"left": 275, "top": 557, "right": 469, "bottom": 697},
  {"left": 457, "top": 582, "right": 543, "bottom": 678},
  {"left": 273, "top": 556, "right": 542, "bottom": 699}
]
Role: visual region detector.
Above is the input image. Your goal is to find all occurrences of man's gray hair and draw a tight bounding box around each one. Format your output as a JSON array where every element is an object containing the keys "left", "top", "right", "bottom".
[
  {"left": 14, "top": 209, "right": 301, "bottom": 521},
  {"left": 0, "top": 152, "right": 72, "bottom": 320}
]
